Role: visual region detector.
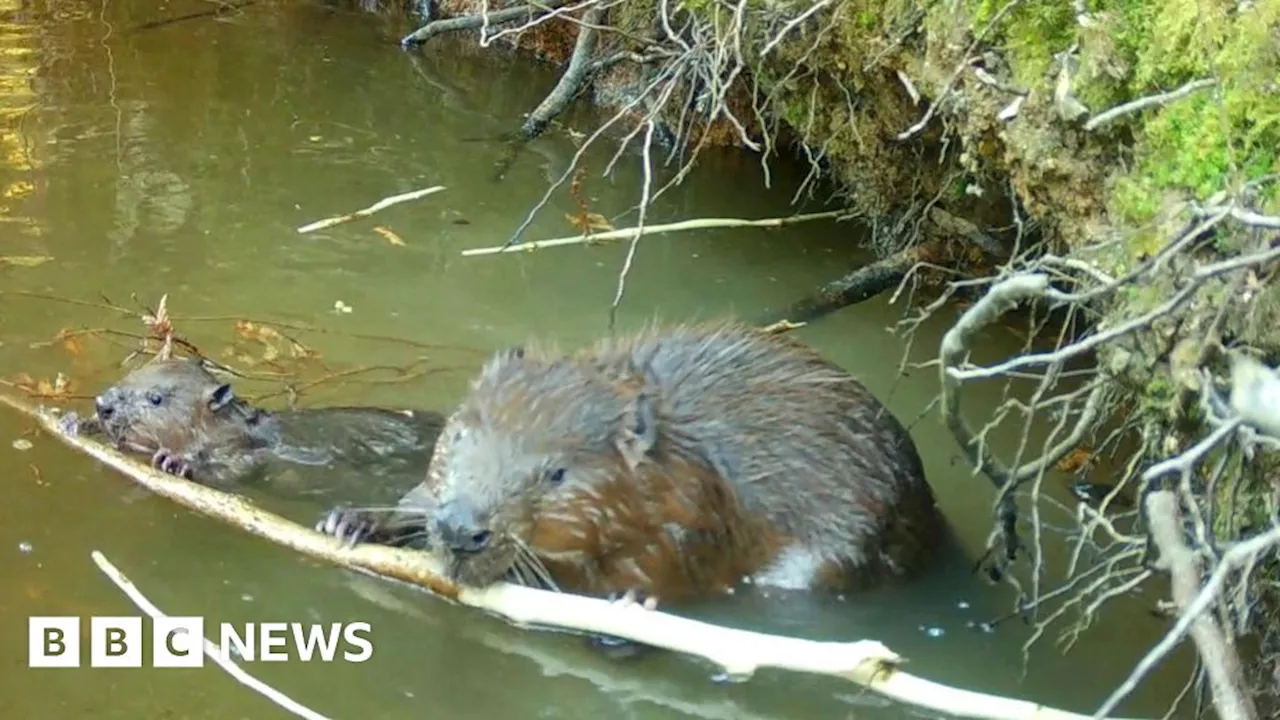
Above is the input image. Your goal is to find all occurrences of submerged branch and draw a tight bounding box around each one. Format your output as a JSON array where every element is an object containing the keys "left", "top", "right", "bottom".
[
  {"left": 521, "top": 5, "right": 605, "bottom": 139},
  {"left": 756, "top": 238, "right": 949, "bottom": 325},
  {"left": 92, "top": 551, "right": 333, "bottom": 720},
  {"left": 3, "top": 390, "right": 1147, "bottom": 720},
  {"left": 296, "top": 186, "right": 446, "bottom": 234},
  {"left": 462, "top": 210, "right": 848, "bottom": 255},
  {"left": 400, "top": 3, "right": 553, "bottom": 48}
]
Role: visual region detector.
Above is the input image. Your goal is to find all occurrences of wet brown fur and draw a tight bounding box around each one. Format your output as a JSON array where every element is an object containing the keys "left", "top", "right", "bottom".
[
  {"left": 70, "top": 358, "right": 445, "bottom": 501},
  {"left": 331, "top": 321, "right": 944, "bottom": 602}
]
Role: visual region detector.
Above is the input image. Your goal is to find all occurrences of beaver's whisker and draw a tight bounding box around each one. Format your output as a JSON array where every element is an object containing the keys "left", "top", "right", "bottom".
[
  {"left": 507, "top": 559, "right": 533, "bottom": 588},
  {"left": 512, "top": 556, "right": 545, "bottom": 590},
  {"left": 390, "top": 529, "right": 433, "bottom": 545},
  {"left": 330, "top": 505, "right": 404, "bottom": 516},
  {"left": 513, "top": 539, "right": 560, "bottom": 592}
]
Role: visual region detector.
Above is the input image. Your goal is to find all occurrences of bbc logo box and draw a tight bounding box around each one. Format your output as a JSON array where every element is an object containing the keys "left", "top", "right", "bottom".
[{"left": 29, "top": 616, "right": 206, "bottom": 668}]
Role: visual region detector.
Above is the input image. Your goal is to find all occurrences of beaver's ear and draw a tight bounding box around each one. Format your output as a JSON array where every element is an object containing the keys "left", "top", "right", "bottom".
[
  {"left": 616, "top": 392, "right": 657, "bottom": 470},
  {"left": 206, "top": 383, "right": 236, "bottom": 413}
]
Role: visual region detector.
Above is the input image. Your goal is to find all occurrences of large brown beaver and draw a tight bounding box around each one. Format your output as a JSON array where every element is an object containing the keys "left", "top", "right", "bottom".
[
  {"left": 319, "top": 322, "right": 945, "bottom": 604},
  {"left": 62, "top": 357, "right": 446, "bottom": 506}
]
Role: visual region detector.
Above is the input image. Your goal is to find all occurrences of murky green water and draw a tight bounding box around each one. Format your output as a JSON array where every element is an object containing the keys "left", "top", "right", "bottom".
[{"left": 0, "top": 1, "right": 1195, "bottom": 718}]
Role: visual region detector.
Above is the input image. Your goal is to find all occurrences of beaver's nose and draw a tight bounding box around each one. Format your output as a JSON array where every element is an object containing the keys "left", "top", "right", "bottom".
[
  {"left": 434, "top": 501, "right": 492, "bottom": 554},
  {"left": 94, "top": 389, "right": 119, "bottom": 420}
]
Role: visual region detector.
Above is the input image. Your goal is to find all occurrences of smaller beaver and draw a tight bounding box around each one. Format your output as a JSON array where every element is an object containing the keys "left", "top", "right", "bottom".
[
  {"left": 63, "top": 357, "right": 446, "bottom": 506},
  {"left": 319, "top": 322, "right": 945, "bottom": 605}
]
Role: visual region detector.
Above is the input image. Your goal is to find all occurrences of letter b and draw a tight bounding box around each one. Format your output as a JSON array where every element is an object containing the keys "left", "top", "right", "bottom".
[
  {"left": 28, "top": 617, "right": 80, "bottom": 668},
  {"left": 91, "top": 617, "right": 142, "bottom": 667}
]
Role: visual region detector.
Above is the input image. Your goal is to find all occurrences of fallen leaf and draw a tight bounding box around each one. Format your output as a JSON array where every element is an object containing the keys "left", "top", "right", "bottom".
[
  {"left": 142, "top": 294, "right": 174, "bottom": 349},
  {"left": 373, "top": 225, "right": 406, "bottom": 246},
  {"left": 1055, "top": 447, "right": 1094, "bottom": 473},
  {"left": 565, "top": 212, "right": 613, "bottom": 233},
  {"left": 0, "top": 255, "right": 53, "bottom": 268},
  {"left": 56, "top": 329, "right": 83, "bottom": 356},
  {"left": 235, "top": 320, "right": 282, "bottom": 343},
  {"left": 11, "top": 371, "right": 72, "bottom": 398},
  {"left": 290, "top": 342, "right": 319, "bottom": 360}
]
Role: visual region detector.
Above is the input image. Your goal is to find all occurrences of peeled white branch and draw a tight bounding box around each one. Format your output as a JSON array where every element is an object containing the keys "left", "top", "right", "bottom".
[
  {"left": 296, "top": 186, "right": 446, "bottom": 234},
  {"left": 462, "top": 210, "right": 848, "bottom": 256}
]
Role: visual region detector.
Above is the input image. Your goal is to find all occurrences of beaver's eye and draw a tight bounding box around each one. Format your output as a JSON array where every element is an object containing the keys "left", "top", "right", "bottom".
[
  {"left": 147, "top": 391, "right": 164, "bottom": 406},
  {"left": 547, "top": 468, "right": 566, "bottom": 485}
]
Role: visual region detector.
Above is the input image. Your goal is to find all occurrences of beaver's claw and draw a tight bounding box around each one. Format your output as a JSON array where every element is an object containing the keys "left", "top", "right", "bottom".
[
  {"left": 151, "top": 448, "right": 194, "bottom": 480},
  {"left": 316, "top": 508, "right": 376, "bottom": 548},
  {"left": 58, "top": 411, "right": 82, "bottom": 436},
  {"left": 587, "top": 588, "right": 660, "bottom": 660},
  {"left": 608, "top": 588, "right": 659, "bottom": 611}
]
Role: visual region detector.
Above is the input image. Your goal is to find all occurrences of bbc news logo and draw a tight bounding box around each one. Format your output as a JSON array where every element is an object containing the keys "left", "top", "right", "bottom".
[{"left": 29, "top": 616, "right": 374, "bottom": 668}]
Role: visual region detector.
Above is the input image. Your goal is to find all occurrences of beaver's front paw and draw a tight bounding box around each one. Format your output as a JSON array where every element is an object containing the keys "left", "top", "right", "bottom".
[
  {"left": 59, "top": 411, "right": 86, "bottom": 436},
  {"left": 586, "top": 589, "right": 660, "bottom": 660},
  {"left": 151, "top": 448, "right": 194, "bottom": 480},
  {"left": 58, "top": 411, "right": 80, "bottom": 436},
  {"left": 316, "top": 507, "right": 378, "bottom": 547},
  {"left": 609, "top": 588, "right": 660, "bottom": 611}
]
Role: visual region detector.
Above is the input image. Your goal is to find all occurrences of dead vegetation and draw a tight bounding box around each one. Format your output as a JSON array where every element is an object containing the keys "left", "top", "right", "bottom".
[{"left": 0, "top": 289, "right": 482, "bottom": 410}]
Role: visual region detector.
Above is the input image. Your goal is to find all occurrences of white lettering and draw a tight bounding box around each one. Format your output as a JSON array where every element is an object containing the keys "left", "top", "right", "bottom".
[
  {"left": 342, "top": 622, "right": 373, "bottom": 662},
  {"left": 220, "top": 623, "right": 255, "bottom": 662},
  {"left": 259, "top": 622, "right": 289, "bottom": 661},
  {"left": 290, "top": 623, "right": 342, "bottom": 662}
]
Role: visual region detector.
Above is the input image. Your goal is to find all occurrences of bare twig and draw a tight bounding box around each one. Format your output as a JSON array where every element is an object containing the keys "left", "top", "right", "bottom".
[
  {"left": 467, "top": 210, "right": 847, "bottom": 256},
  {"left": 1097, "top": 499, "right": 1276, "bottom": 718},
  {"left": 1084, "top": 78, "right": 1217, "bottom": 132},
  {"left": 949, "top": 242, "right": 1280, "bottom": 382},
  {"left": 758, "top": 0, "right": 833, "bottom": 59},
  {"left": 296, "top": 186, "right": 446, "bottom": 234},
  {"left": 1109, "top": 492, "right": 1257, "bottom": 720},
  {"left": 939, "top": 274, "right": 1104, "bottom": 491},
  {"left": 896, "top": 0, "right": 1023, "bottom": 141},
  {"left": 400, "top": 2, "right": 561, "bottom": 48},
  {"left": 607, "top": 119, "right": 656, "bottom": 330}
]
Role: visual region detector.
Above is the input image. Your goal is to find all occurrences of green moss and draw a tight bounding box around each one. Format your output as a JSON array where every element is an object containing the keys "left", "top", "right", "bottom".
[
  {"left": 1109, "top": 175, "right": 1161, "bottom": 224},
  {"left": 1132, "top": 0, "right": 1230, "bottom": 87},
  {"left": 1102, "top": 0, "right": 1280, "bottom": 233},
  {"left": 1144, "top": 374, "right": 1175, "bottom": 403},
  {"left": 969, "top": 0, "right": 1076, "bottom": 88}
]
